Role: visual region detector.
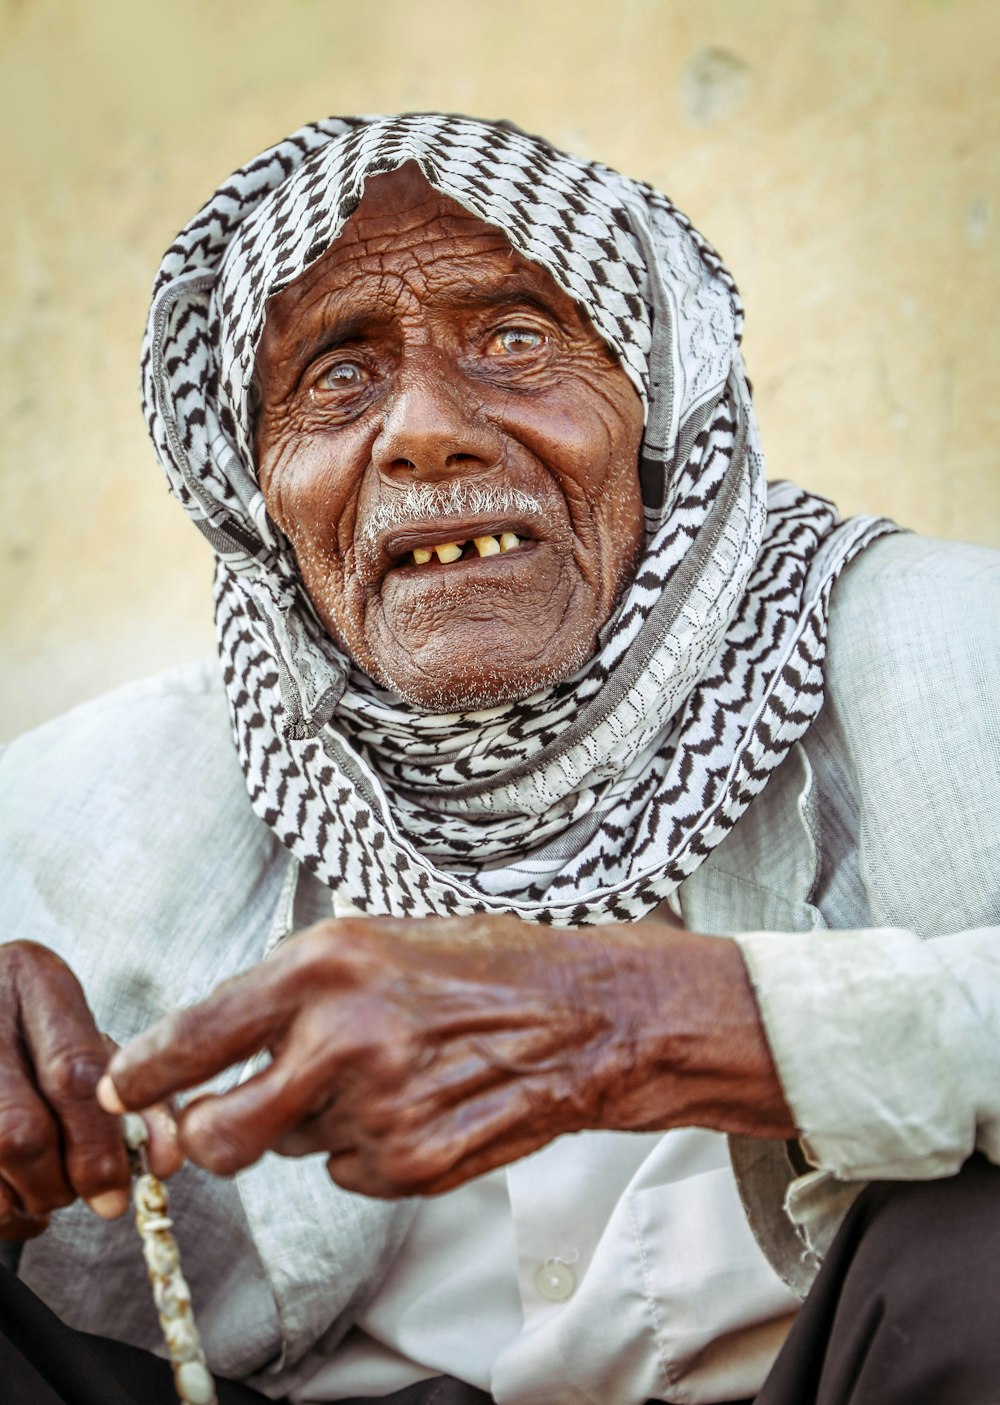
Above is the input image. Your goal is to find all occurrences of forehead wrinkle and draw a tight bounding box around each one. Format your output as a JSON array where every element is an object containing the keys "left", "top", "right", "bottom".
[
  {"left": 309, "top": 196, "right": 514, "bottom": 295},
  {"left": 279, "top": 272, "right": 411, "bottom": 368},
  {"left": 278, "top": 248, "right": 552, "bottom": 343},
  {"left": 423, "top": 272, "right": 573, "bottom": 322},
  {"left": 260, "top": 198, "right": 609, "bottom": 382},
  {"left": 339, "top": 234, "right": 571, "bottom": 316},
  {"left": 351, "top": 204, "right": 504, "bottom": 254}
]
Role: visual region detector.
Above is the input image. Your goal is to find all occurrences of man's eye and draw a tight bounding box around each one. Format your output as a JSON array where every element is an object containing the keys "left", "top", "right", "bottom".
[
  {"left": 319, "top": 360, "right": 366, "bottom": 390},
  {"left": 492, "top": 327, "right": 546, "bottom": 355}
]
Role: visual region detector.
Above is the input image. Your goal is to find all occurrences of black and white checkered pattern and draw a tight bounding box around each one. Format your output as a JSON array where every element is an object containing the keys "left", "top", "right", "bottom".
[{"left": 141, "top": 114, "right": 896, "bottom": 924}]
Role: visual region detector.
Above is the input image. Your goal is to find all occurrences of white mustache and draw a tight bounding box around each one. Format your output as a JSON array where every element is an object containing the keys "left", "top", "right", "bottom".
[{"left": 360, "top": 483, "right": 544, "bottom": 544}]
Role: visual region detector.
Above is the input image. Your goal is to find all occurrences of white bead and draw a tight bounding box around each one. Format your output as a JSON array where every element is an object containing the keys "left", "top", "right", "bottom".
[
  {"left": 122, "top": 1113, "right": 149, "bottom": 1150},
  {"left": 139, "top": 1214, "right": 173, "bottom": 1233},
  {"left": 165, "top": 1316, "right": 199, "bottom": 1357},
  {"left": 144, "top": 1237, "right": 180, "bottom": 1275},
  {"left": 175, "top": 1358, "right": 216, "bottom": 1403}
]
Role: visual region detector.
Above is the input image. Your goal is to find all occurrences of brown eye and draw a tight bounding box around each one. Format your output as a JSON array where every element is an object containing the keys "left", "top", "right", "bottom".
[{"left": 493, "top": 327, "right": 545, "bottom": 355}]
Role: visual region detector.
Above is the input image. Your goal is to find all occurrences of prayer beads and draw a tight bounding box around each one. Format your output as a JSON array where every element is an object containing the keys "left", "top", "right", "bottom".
[{"left": 123, "top": 1113, "right": 218, "bottom": 1405}]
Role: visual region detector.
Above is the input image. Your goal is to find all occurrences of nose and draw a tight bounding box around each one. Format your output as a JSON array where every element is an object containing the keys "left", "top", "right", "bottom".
[{"left": 371, "top": 357, "right": 502, "bottom": 482}]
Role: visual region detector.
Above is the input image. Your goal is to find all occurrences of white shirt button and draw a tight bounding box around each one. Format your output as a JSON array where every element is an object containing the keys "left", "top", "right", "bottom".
[{"left": 535, "top": 1258, "right": 576, "bottom": 1302}]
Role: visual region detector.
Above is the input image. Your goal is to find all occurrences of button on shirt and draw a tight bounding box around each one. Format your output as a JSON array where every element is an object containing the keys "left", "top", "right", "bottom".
[{"left": 302, "top": 1129, "right": 799, "bottom": 1404}]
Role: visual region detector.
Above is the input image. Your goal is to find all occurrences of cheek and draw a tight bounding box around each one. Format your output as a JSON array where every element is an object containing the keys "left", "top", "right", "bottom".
[
  {"left": 564, "top": 381, "right": 644, "bottom": 573},
  {"left": 511, "top": 378, "right": 643, "bottom": 533},
  {"left": 258, "top": 430, "right": 360, "bottom": 552},
  {"left": 510, "top": 395, "right": 620, "bottom": 492}
]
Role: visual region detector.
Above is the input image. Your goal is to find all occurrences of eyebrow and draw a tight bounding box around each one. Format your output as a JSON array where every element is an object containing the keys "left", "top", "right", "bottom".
[
  {"left": 431, "top": 280, "right": 567, "bottom": 320},
  {"left": 289, "top": 315, "right": 377, "bottom": 370},
  {"left": 285, "top": 278, "right": 569, "bottom": 372}
]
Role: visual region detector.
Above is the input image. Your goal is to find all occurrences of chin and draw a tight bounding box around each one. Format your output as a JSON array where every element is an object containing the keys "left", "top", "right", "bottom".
[{"left": 368, "top": 637, "right": 598, "bottom": 714}]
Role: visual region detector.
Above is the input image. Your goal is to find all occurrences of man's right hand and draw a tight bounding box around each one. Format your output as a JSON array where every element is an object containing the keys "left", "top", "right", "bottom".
[{"left": 0, "top": 941, "right": 180, "bottom": 1240}]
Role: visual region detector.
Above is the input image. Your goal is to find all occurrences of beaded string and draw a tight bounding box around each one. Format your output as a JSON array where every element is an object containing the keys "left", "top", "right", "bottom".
[{"left": 122, "top": 1113, "right": 218, "bottom": 1405}]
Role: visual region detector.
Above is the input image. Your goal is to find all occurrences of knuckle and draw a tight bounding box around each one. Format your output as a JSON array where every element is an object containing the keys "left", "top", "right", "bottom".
[
  {"left": 359, "top": 1099, "right": 397, "bottom": 1137},
  {"left": 1, "top": 940, "right": 72, "bottom": 989},
  {"left": 371, "top": 1025, "right": 431, "bottom": 1089},
  {"left": 43, "top": 1049, "right": 105, "bottom": 1103},
  {"left": 0, "top": 939, "right": 47, "bottom": 971},
  {"left": 183, "top": 1120, "right": 249, "bottom": 1178},
  {"left": 325, "top": 1151, "right": 364, "bottom": 1193},
  {"left": 291, "top": 925, "right": 337, "bottom": 967},
  {"left": 379, "top": 1094, "right": 424, "bottom": 1138},
  {"left": 140, "top": 1009, "right": 186, "bottom": 1056},
  {"left": 379, "top": 1131, "right": 440, "bottom": 1189},
  {"left": 366, "top": 1039, "right": 410, "bottom": 1085},
  {"left": 0, "top": 1106, "right": 57, "bottom": 1167},
  {"left": 312, "top": 920, "right": 389, "bottom": 972},
  {"left": 76, "top": 1148, "right": 127, "bottom": 1195}
]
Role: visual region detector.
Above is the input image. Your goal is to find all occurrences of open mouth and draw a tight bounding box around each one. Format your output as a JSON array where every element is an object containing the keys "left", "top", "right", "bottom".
[
  {"left": 402, "top": 532, "right": 525, "bottom": 568},
  {"left": 381, "top": 525, "right": 536, "bottom": 575}
]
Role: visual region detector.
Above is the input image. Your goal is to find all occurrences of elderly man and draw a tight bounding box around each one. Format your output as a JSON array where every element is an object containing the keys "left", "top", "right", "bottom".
[{"left": 1, "top": 115, "right": 998, "bottom": 1405}]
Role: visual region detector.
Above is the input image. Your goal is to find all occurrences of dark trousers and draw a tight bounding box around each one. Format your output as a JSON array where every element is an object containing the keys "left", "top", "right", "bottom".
[{"left": 3, "top": 1153, "right": 1000, "bottom": 1405}]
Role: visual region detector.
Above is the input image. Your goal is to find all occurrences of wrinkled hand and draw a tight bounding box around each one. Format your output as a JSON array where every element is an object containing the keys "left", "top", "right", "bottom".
[
  {"left": 0, "top": 941, "right": 182, "bottom": 1239},
  {"left": 101, "top": 916, "right": 793, "bottom": 1197}
]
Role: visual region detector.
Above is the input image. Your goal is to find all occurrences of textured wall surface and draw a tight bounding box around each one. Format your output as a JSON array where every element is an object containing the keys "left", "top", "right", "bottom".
[{"left": 2, "top": 0, "right": 997, "bottom": 740}]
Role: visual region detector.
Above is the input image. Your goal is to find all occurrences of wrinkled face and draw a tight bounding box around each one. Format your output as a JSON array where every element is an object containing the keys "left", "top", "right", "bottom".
[{"left": 255, "top": 163, "right": 644, "bottom": 712}]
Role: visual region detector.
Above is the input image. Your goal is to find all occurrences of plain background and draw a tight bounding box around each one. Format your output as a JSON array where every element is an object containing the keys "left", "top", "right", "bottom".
[{"left": 2, "top": 0, "right": 998, "bottom": 740}]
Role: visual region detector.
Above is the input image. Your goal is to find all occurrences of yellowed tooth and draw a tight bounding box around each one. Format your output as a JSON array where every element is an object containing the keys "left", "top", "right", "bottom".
[
  {"left": 412, "top": 547, "right": 433, "bottom": 565},
  {"left": 499, "top": 532, "right": 521, "bottom": 553},
  {"left": 434, "top": 542, "right": 463, "bottom": 563},
  {"left": 473, "top": 535, "right": 501, "bottom": 557}
]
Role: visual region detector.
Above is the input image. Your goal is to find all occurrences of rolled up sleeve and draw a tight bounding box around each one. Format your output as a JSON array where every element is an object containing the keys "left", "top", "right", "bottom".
[{"left": 734, "top": 925, "right": 1000, "bottom": 1182}]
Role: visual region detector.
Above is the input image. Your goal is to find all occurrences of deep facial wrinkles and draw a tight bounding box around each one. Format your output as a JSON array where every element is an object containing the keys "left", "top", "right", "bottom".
[{"left": 254, "top": 163, "right": 645, "bottom": 711}]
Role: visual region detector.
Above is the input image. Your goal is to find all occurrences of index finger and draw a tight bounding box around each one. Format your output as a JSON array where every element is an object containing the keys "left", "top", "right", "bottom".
[{"left": 100, "top": 959, "right": 302, "bottom": 1113}]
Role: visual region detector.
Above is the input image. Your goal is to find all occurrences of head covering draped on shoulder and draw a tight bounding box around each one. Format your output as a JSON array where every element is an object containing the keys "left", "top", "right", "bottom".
[{"left": 141, "top": 114, "right": 894, "bottom": 924}]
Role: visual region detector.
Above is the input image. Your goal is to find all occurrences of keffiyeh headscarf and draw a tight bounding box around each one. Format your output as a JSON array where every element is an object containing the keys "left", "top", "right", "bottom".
[{"left": 142, "top": 114, "right": 894, "bottom": 925}]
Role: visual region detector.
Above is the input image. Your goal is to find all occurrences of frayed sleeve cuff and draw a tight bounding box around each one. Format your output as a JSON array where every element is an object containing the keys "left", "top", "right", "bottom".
[{"left": 732, "top": 926, "right": 1000, "bottom": 1181}]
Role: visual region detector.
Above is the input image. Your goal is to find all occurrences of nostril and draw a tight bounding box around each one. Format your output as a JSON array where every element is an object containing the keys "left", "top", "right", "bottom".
[
  {"left": 445, "top": 453, "right": 482, "bottom": 468},
  {"left": 389, "top": 458, "right": 417, "bottom": 471}
]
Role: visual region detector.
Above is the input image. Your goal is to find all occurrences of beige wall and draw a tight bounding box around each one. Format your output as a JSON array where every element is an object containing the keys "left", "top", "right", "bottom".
[{"left": 2, "top": 0, "right": 997, "bottom": 741}]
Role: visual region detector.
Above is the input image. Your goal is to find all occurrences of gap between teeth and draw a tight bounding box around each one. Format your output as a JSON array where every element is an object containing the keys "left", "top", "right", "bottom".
[{"left": 412, "top": 533, "right": 521, "bottom": 566}]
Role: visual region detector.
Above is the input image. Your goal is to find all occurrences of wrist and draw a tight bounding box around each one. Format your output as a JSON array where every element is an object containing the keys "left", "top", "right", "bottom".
[{"left": 588, "top": 925, "right": 796, "bottom": 1140}]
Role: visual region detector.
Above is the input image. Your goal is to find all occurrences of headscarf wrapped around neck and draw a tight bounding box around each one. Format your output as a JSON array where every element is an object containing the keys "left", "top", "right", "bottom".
[{"left": 141, "top": 114, "right": 895, "bottom": 924}]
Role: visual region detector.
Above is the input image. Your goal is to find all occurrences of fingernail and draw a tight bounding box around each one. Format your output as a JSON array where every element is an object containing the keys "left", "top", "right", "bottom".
[
  {"left": 148, "top": 1106, "right": 183, "bottom": 1176},
  {"left": 96, "top": 1074, "right": 125, "bottom": 1114},
  {"left": 150, "top": 1105, "right": 179, "bottom": 1142},
  {"left": 86, "top": 1188, "right": 130, "bottom": 1219}
]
